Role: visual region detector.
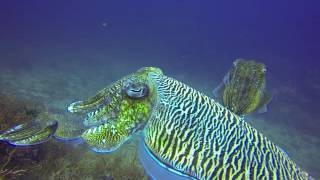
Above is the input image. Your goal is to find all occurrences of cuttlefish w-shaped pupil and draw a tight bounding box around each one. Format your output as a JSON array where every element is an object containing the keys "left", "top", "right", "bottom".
[{"left": 124, "top": 82, "right": 149, "bottom": 99}]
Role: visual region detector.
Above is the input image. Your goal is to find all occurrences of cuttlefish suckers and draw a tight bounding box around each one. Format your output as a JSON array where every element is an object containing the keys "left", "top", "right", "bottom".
[{"left": 0, "top": 67, "right": 312, "bottom": 179}]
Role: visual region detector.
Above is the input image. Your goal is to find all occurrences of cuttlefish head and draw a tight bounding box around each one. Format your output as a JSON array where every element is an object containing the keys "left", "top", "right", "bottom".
[{"left": 67, "top": 67, "right": 162, "bottom": 152}]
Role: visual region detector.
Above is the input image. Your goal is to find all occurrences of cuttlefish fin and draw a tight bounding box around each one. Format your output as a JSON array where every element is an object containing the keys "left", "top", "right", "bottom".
[
  {"left": 212, "top": 82, "right": 224, "bottom": 101},
  {"left": 0, "top": 120, "right": 58, "bottom": 146},
  {"left": 256, "top": 91, "right": 273, "bottom": 114},
  {"left": 138, "top": 138, "right": 193, "bottom": 180},
  {"left": 212, "top": 71, "right": 230, "bottom": 102}
]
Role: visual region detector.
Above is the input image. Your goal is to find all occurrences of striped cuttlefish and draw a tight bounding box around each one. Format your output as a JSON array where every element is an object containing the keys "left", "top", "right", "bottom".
[{"left": 0, "top": 67, "right": 313, "bottom": 179}]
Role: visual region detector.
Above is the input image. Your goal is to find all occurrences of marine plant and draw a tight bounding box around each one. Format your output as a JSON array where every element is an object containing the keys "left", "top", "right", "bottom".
[{"left": 0, "top": 149, "right": 27, "bottom": 180}]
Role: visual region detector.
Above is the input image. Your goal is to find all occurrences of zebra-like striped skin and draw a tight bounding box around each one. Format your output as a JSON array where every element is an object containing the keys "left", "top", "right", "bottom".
[{"left": 144, "top": 73, "right": 309, "bottom": 179}]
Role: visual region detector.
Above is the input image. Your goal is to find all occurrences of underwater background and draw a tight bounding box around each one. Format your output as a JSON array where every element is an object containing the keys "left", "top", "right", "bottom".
[{"left": 0, "top": 0, "right": 319, "bottom": 179}]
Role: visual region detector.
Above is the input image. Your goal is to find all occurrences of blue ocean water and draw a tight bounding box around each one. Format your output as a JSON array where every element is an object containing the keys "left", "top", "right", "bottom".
[{"left": 0, "top": 0, "right": 319, "bottom": 179}]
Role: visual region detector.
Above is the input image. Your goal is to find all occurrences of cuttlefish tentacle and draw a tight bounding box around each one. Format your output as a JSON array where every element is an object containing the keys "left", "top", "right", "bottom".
[
  {"left": 68, "top": 85, "right": 118, "bottom": 114},
  {"left": 67, "top": 68, "right": 159, "bottom": 152}
]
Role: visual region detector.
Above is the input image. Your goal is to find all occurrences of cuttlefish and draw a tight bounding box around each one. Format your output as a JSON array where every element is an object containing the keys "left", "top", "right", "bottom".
[
  {"left": 213, "top": 59, "right": 272, "bottom": 116},
  {"left": 0, "top": 67, "right": 312, "bottom": 179}
]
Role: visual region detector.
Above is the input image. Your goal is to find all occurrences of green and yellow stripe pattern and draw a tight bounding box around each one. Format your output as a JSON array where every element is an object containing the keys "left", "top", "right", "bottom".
[{"left": 144, "top": 73, "right": 309, "bottom": 179}]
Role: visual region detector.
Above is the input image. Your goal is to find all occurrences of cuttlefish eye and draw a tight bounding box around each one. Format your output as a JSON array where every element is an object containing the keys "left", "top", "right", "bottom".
[
  {"left": 262, "top": 67, "right": 267, "bottom": 73},
  {"left": 124, "top": 82, "right": 149, "bottom": 99}
]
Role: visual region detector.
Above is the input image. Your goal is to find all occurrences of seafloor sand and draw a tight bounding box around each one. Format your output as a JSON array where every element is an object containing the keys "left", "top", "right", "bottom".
[{"left": 0, "top": 62, "right": 319, "bottom": 179}]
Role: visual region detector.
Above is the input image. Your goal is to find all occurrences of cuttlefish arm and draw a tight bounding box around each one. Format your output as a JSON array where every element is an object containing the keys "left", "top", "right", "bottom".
[
  {"left": 68, "top": 88, "right": 112, "bottom": 114},
  {"left": 0, "top": 120, "right": 58, "bottom": 146},
  {"left": 0, "top": 67, "right": 313, "bottom": 180},
  {"left": 65, "top": 67, "right": 160, "bottom": 153}
]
